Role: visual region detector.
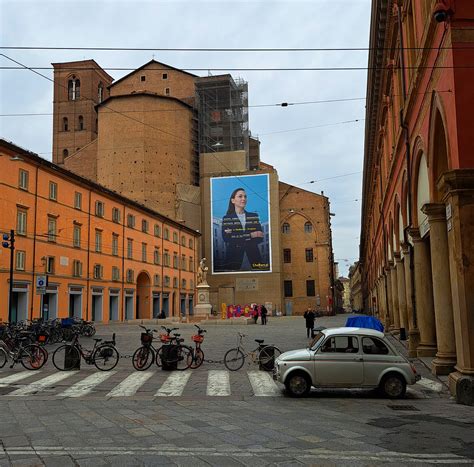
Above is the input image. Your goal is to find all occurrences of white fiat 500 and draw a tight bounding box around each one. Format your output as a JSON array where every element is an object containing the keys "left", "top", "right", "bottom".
[{"left": 274, "top": 327, "right": 420, "bottom": 398}]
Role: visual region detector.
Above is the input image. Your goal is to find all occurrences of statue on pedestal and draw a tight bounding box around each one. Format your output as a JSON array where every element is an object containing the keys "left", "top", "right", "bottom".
[{"left": 197, "top": 257, "right": 209, "bottom": 286}]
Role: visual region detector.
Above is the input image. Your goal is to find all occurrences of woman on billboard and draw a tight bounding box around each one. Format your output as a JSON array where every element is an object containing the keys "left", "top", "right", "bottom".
[{"left": 222, "top": 188, "right": 265, "bottom": 271}]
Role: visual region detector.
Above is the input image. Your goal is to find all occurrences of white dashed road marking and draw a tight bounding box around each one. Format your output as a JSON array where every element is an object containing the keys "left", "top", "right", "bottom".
[
  {"left": 0, "top": 371, "right": 38, "bottom": 387},
  {"left": 206, "top": 370, "right": 231, "bottom": 396},
  {"left": 107, "top": 371, "right": 154, "bottom": 397},
  {"left": 156, "top": 371, "right": 191, "bottom": 397},
  {"left": 417, "top": 377, "right": 444, "bottom": 392},
  {"left": 248, "top": 371, "right": 282, "bottom": 396},
  {"left": 58, "top": 371, "right": 117, "bottom": 397},
  {"left": 9, "top": 372, "right": 77, "bottom": 396}
]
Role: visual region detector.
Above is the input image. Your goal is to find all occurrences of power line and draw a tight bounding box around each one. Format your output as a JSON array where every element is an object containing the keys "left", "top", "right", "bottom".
[{"left": 259, "top": 119, "right": 364, "bottom": 136}]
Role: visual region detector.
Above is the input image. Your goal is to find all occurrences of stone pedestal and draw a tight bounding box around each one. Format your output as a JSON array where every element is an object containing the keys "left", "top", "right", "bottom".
[
  {"left": 408, "top": 228, "right": 437, "bottom": 357},
  {"left": 439, "top": 170, "right": 474, "bottom": 405},
  {"left": 422, "top": 203, "right": 457, "bottom": 375},
  {"left": 390, "top": 261, "right": 400, "bottom": 331},
  {"left": 194, "top": 284, "right": 212, "bottom": 317}
]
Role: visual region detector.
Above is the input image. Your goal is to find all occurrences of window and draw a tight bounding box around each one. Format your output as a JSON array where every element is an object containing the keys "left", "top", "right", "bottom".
[
  {"left": 68, "top": 77, "right": 80, "bottom": 100},
  {"left": 189, "top": 239, "right": 193, "bottom": 249},
  {"left": 95, "top": 230, "right": 102, "bottom": 253},
  {"left": 283, "top": 249, "right": 291, "bottom": 263},
  {"left": 17, "top": 209, "right": 27, "bottom": 236},
  {"left": 112, "top": 207, "right": 121, "bottom": 223},
  {"left": 95, "top": 201, "right": 104, "bottom": 217},
  {"left": 140, "top": 75, "right": 146, "bottom": 82},
  {"left": 49, "top": 181, "right": 57, "bottom": 201},
  {"left": 98, "top": 83, "right": 104, "bottom": 103},
  {"left": 93, "top": 264, "right": 103, "bottom": 280},
  {"left": 63, "top": 117, "right": 69, "bottom": 131},
  {"left": 320, "top": 336, "right": 359, "bottom": 354},
  {"left": 362, "top": 337, "right": 389, "bottom": 355},
  {"left": 154, "top": 248, "right": 160, "bottom": 265},
  {"left": 163, "top": 250, "right": 170, "bottom": 267},
  {"left": 154, "top": 224, "right": 161, "bottom": 237},
  {"left": 46, "top": 256, "right": 55, "bottom": 274},
  {"left": 165, "top": 88, "right": 170, "bottom": 96},
  {"left": 306, "top": 280, "right": 315, "bottom": 297},
  {"left": 284, "top": 280, "right": 293, "bottom": 297},
  {"left": 282, "top": 223, "right": 290, "bottom": 234},
  {"left": 173, "top": 232, "right": 178, "bottom": 243},
  {"left": 162, "top": 73, "right": 168, "bottom": 80},
  {"left": 304, "top": 222, "right": 313, "bottom": 233},
  {"left": 142, "top": 243, "right": 147, "bottom": 262},
  {"left": 154, "top": 274, "right": 161, "bottom": 286},
  {"left": 182, "top": 279, "right": 187, "bottom": 289},
  {"left": 127, "top": 214, "right": 135, "bottom": 228},
  {"left": 189, "top": 257, "right": 194, "bottom": 272},
  {"left": 112, "top": 266, "right": 120, "bottom": 281},
  {"left": 63, "top": 149, "right": 69, "bottom": 159},
  {"left": 126, "top": 269, "right": 134, "bottom": 283},
  {"left": 73, "top": 225, "right": 81, "bottom": 248},
  {"left": 164, "top": 228, "right": 169, "bottom": 240},
  {"left": 181, "top": 236, "right": 186, "bottom": 246},
  {"left": 15, "top": 250, "right": 25, "bottom": 271},
  {"left": 190, "top": 280, "right": 194, "bottom": 289},
  {"left": 173, "top": 252, "right": 178, "bottom": 269},
  {"left": 47, "top": 217, "right": 57, "bottom": 242},
  {"left": 127, "top": 239, "right": 133, "bottom": 259},
  {"left": 19, "top": 169, "right": 29, "bottom": 190},
  {"left": 164, "top": 275, "right": 170, "bottom": 287},
  {"left": 112, "top": 234, "right": 119, "bottom": 256},
  {"left": 73, "top": 260, "right": 83, "bottom": 277},
  {"left": 305, "top": 248, "right": 314, "bottom": 262},
  {"left": 142, "top": 219, "right": 149, "bottom": 233},
  {"left": 74, "top": 192, "right": 82, "bottom": 210},
  {"left": 173, "top": 277, "right": 178, "bottom": 288},
  {"left": 181, "top": 254, "right": 186, "bottom": 270}
]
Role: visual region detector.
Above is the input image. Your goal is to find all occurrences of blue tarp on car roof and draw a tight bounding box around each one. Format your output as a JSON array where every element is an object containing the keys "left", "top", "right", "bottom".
[{"left": 345, "top": 316, "right": 384, "bottom": 332}]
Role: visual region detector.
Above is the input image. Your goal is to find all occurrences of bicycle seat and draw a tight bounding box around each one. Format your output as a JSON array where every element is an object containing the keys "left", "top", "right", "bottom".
[
  {"left": 255, "top": 339, "right": 265, "bottom": 344},
  {"left": 93, "top": 338, "right": 102, "bottom": 342},
  {"left": 174, "top": 333, "right": 181, "bottom": 337}
]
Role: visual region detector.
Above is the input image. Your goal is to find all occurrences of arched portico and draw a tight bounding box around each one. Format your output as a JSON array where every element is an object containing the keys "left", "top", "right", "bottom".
[{"left": 136, "top": 271, "right": 151, "bottom": 319}]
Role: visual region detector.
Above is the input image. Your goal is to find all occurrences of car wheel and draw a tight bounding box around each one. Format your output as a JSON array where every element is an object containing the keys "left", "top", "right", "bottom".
[
  {"left": 380, "top": 373, "right": 406, "bottom": 399},
  {"left": 285, "top": 372, "right": 311, "bottom": 397}
]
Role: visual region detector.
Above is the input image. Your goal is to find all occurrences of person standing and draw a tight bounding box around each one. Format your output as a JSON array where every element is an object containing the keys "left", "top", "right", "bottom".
[
  {"left": 303, "top": 307, "right": 315, "bottom": 338},
  {"left": 253, "top": 304, "right": 259, "bottom": 324},
  {"left": 260, "top": 304, "right": 268, "bottom": 325}
]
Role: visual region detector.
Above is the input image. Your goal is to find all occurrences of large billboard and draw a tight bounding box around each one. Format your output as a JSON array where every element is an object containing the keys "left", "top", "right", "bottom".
[{"left": 211, "top": 174, "right": 271, "bottom": 274}]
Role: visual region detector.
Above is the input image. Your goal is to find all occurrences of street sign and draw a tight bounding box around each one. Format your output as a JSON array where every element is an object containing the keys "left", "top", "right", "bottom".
[
  {"left": 36, "top": 287, "right": 46, "bottom": 295},
  {"left": 36, "top": 275, "right": 48, "bottom": 288}
]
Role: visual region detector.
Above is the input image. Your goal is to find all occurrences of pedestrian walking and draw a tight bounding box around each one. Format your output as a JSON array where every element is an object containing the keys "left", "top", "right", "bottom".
[
  {"left": 303, "top": 307, "right": 315, "bottom": 338},
  {"left": 253, "top": 304, "right": 259, "bottom": 324},
  {"left": 261, "top": 304, "right": 268, "bottom": 325}
]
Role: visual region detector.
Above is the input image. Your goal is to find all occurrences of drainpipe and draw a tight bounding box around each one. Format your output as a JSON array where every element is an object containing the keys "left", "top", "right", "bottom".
[{"left": 30, "top": 164, "right": 39, "bottom": 320}]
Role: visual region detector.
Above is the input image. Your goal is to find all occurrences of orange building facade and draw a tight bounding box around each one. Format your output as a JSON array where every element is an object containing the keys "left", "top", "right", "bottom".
[
  {"left": 360, "top": 0, "right": 474, "bottom": 403},
  {"left": 0, "top": 139, "right": 199, "bottom": 324}
]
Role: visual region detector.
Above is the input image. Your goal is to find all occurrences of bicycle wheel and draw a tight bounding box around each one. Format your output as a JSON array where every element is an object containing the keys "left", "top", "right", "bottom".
[
  {"left": 53, "top": 345, "right": 81, "bottom": 370},
  {"left": 132, "top": 346, "right": 154, "bottom": 371},
  {"left": 224, "top": 348, "right": 245, "bottom": 371},
  {"left": 0, "top": 348, "right": 8, "bottom": 368},
  {"left": 93, "top": 344, "right": 119, "bottom": 371},
  {"left": 83, "top": 325, "right": 95, "bottom": 338},
  {"left": 155, "top": 346, "right": 163, "bottom": 367},
  {"left": 21, "top": 345, "right": 47, "bottom": 370},
  {"left": 188, "top": 348, "right": 204, "bottom": 369},
  {"left": 258, "top": 345, "right": 282, "bottom": 371},
  {"left": 174, "top": 345, "right": 192, "bottom": 371}
]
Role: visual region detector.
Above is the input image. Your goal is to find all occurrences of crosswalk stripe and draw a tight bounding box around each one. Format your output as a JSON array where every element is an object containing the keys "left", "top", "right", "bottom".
[
  {"left": 0, "top": 371, "right": 38, "bottom": 387},
  {"left": 58, "top": 371, "right": 117, "bottom": 397},
  {"left": 417, "top": 377, "right": 444, "bottom": 392},
  {"left": 248, "top": 371, "right": 282, "bottom": 396},
  {"left": 9, "top": 372, "right": 77, "bottom": 396},
  {"left": 206, "top": 370, "right": 231, "bottom": 396},
  {"left": 107, "top": 371, "right": 154, "bottom": 397},
  {"left": 156, "top": 371, "right": 191, "bottom": 397}
]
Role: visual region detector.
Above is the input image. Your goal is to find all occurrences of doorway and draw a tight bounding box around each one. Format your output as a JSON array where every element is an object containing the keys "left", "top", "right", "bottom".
[
  {"left": 136, "top": 272, "right": 151, "bottom": 319},
  {"left": 68, "top": 289, "right": 83, "bottom": 318},
  {"left": 125, "top": 295, "right": 134, "bottom": 320},
  {"left": 109, "top": 294, "right": 119, "bottom": 321},
  {"left": 162, "top": 294, "right": 169, "bottom": 317},
  {"left": 152, "top": 293, "right": 161, "bottom": 318},
  {"left": 180, "top": 294, "right": 186, "bottom": 317},
  {"left": 41, "top": 290, "right": 58, "bottom": 320},
  {"left": 92, "top": 294, "right": 103, "bottom": 322}
]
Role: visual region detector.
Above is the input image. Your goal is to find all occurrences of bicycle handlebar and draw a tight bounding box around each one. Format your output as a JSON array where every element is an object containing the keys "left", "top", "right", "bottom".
[{"left": 194, "top": 324, "right": 207, "bottom": 333}]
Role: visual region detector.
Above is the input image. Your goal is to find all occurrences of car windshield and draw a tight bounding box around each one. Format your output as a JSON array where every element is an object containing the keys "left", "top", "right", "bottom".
[{"left": 309, "top": 331, "right": 325, "bottom": 350}]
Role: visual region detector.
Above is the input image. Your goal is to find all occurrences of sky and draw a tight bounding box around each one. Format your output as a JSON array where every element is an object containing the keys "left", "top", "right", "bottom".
[{"left": 0, "top": 0, "right": 371, "bottom": 277}]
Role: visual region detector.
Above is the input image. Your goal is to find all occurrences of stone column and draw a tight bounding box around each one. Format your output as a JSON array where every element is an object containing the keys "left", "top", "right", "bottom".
[
  {"left": 395, "top": 253, "right": 408, "bottom": 337},
  {"left": 408, "top": 228, "right": 437, "bottom": 357},
  {"left": 401, "top": 242, "right": 420, "bottom": 357},
  {"left": 422, "top": 203, "right": 457, "bottom": 375},
  {"left": 384, "top": 270, "right": 393, "bottom": 329},
  {"left": 390, "top": 261, "right": 400, "bottom": 331},
  {"left": 439, "top": 170, "right": 474, "bottom": 404}
]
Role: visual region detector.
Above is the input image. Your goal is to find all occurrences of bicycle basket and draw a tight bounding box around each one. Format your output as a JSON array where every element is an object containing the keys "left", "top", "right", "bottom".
[
  {"left": 192, "top": 334, "right": 204, "bottom": 343},
  {"left": 141, "top": 332, "right": 153, "bottom": 344},
  {"left": 99, "top": 348, "right": 114, "bottom": 358},
  {"left": 37, "top": 334, "right": 47, "bottom": 343},
  {"left": 159, "top": 334, "right": 170, "bottom": 343}
]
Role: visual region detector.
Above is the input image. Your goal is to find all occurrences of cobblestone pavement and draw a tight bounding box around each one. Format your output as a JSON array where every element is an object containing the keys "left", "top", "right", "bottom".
[{"left": 0, "top": 314, "right": 472, "bottom": 466}]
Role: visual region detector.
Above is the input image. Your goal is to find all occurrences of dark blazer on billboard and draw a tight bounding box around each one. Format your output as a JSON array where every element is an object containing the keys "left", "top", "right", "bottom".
[{"left": 221, "top": 211, "right": 264, "bottom": 271}]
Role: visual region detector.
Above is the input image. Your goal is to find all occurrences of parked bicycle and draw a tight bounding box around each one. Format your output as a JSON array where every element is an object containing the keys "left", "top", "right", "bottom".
[
  {"left": 155, "top": 326, "right": 192, "bottom": 371},
  {"left": 187, "top": 324, "right": 206, "bottom": 369},
  {"left": 0, "top": 334, "right": 47, "bottom": 370},
  {"left": 132, "top": 325, "right": 159, "bottom": 371},
  {"left": 223, "top": 333, "right": 281, "bottom": 371},
  {"left": 52, "top": 330, "right": 119, "bottom": 371}
]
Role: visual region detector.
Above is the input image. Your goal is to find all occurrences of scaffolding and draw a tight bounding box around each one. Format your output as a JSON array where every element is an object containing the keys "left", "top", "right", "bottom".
[{"left": 196, "top": 74, "right": 249, "bottom": 164}]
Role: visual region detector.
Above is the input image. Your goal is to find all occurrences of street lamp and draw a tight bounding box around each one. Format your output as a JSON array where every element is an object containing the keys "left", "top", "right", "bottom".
[{"left": 2, "top": 230, "right": 15, "bottom": 323}]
